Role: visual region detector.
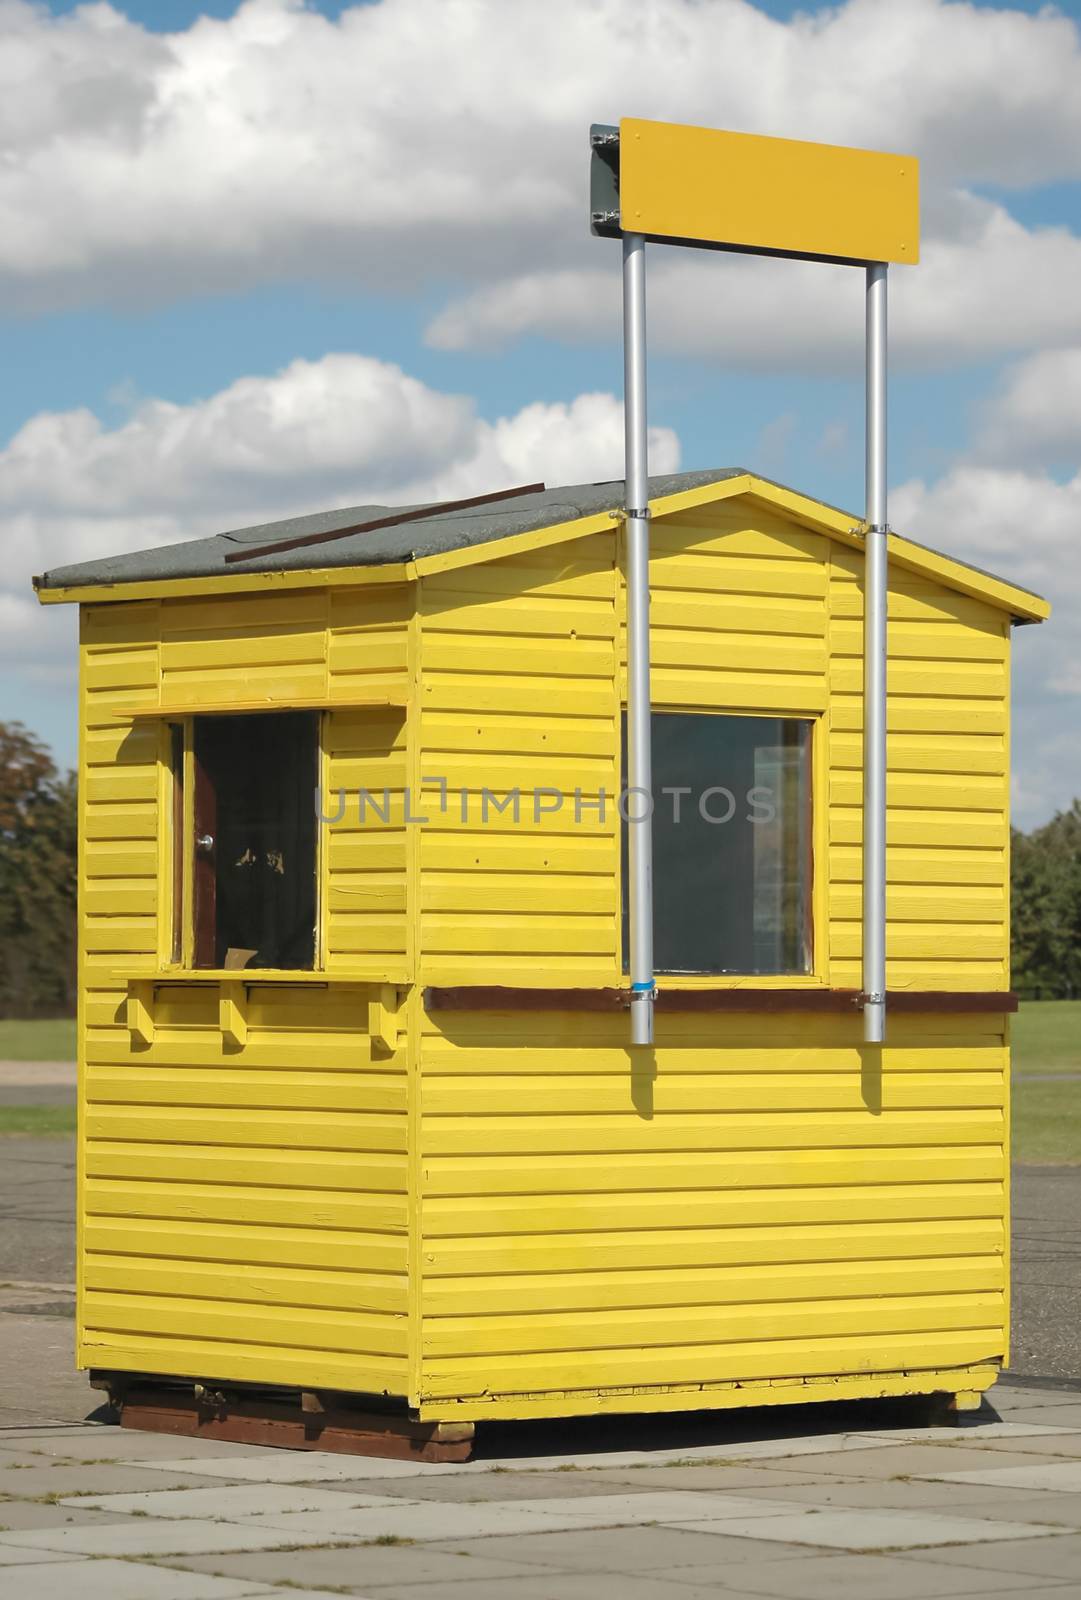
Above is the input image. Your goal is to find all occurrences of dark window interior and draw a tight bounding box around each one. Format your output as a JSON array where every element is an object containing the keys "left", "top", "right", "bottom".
[
  {"left": 192, "top": 712, "right": 317, "bottom": 970},
  {"left": 621, "top": 712, "right": 812, "bottom": 976}
]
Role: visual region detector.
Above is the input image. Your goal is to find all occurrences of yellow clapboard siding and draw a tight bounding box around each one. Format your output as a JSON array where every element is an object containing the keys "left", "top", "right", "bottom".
[
  {"left": 422, "top": 1108, "right": 1003, "bottom": 1156},
  {"left": 86, "top": 1066, "right": 405, "bottom": 1113},
  {"left": 422, "top": 1290, "right": 1002, "bottom": 1360},
  {"left": 421, "top": 676, "right": 614, "bottom": 718},
  {"left": 421, "top": 834, "right": 615, "bottom": 875},
  {"left": 83, "top": 840, "right": 159, "bottom": 878},
  {"left": 419, "top": 1041, "right": 1003, "bottom": 1075},
  {"left": 422, "top": 593, "right": 614, "bottom": 639},
  {"left": 422, "top": 1181, "right": 1003, "bottom": 1239},
  {"left": 425, "top": 1217, "right": 1005, "bottom": 1278},
  {"left": 831, "top": 772, "right": 1005, "bottom": 812},
  {"left": 79, "top": 1331, "right": 404, "bottom": 1394},
  {"left": 83, "top": 1289, "right": 407, "bottom": 1357},
  {"left": 831, "top": 619, "right": 1007, "bottom": 663},
  {"left": 85, "top": 1178, "right": 407, "bottom": 1234},
  {"left": 829, "top": 845, "right": 1003, "bottom": 886},
  {"left": 423, "top": 1146, "right": 1002, "bottom": 1197},
  {"left": 85, "top": 1106, "right": 408, "bottom": 1153},
  {"left": 161, "top": 630, "right": 325, "bottom": 672},
  {"left": 830, "top": 807, "right": 1005, "bottom": 850},
  {"left": 422, "top": 711, "right": 616, "bottom": 759},
  {"left": 421, "top": 875, "right": 613, "bottom": 915},
  {"left": 830, "top": 731, "right": 1005, "bottom": 777},
  {"left": 832, "top": 886, "right": 1005, "bottom": 923},
  {"left": 84, "top": 1217, "right": 406, "bottom": 1274},
  {"left": 83, "top": 883, "right": 157, "bottom": 918},
  {"left": 85, "top": 1140, "right": 407, "bottom": 1194},
  {"left": 419, "top": 1327, "right": 1004, "bottom": 1401},
  {"left": 85, "top": 1255, "right": 408, "bottom": 1317},
  {"left": 421, "top": 1071, "right": 1003, "bottom": 1117}
]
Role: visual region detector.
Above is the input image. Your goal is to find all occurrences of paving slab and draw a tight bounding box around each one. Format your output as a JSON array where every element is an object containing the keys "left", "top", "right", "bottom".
[
  {"left": 235, "top": 1497, "right": 659, "bottom": 1542},
  {"left": 698, "top": 1475, "right": 1081, "bottom": 1522},
  {"left": 63, "top": 1483, "right": 395, "bottom": 1521},
  {"left": 895, "top": 1530, "right": 1081, "bottom": 1580},
  {"left": 0, "top": 1498, "right": 160, "bottom": 1531},
  {"left": 0, "top": 1544, "right": 78, "bottom": 1566},
  {"left": 0, "top": 1558, "right": 277, "bottom": 1598},
  {"left": 671, "top": 1506, "right": 1066, "bottom": 1551},
  {"left": 315, "top": 1470, "right": 664, "bottom": 1502},
  {"left": 0, "top": 1464, "right": 224, "bottom": 1496},
  {"left": 0, "top": 1427, "right": 279, "bottom": 1461},
  {"left": 548, "top": 1464, "right": 845, "bottom": 1494},
  {"left": 698, "top": 1549, "right": 1076, "bottom": 1599},
  {"left": 350, "top": 1573, "right": 756, "bottom": 1600},
  {"left": 168, "top": 1541, "right": 550, "bottom": 1590},
  {"left": 753, "top": 1443, "right": 1058, "bottom": 1481},
  {"left": 416, "top": 1525, "right": 810, "bottom": 1572},
  {"left": 0, "top": 1519, "right": 372, "bottom": 1558},
  {"left": 930, "top": 1461, "right": 1081, "bottom": 1492},
  {"left": 849, "top": 1422, "right": 1081, "bottom": 1443},
  {"left": 129, "top": 1452, "right": 461, "bottom": 1482},
  {"left": 952, "top": 1431, "right": 1081, "bottom": 1456}
]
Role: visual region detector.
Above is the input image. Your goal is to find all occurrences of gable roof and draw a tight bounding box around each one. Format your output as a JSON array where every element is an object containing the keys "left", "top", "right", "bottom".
[{"left": 32, "top": 467, "right": 1049, "bottom": 623}]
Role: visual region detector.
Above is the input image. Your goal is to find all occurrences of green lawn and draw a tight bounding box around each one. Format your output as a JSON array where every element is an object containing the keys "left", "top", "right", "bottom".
[
  {"left": 1011, "top": 1000, "right": 1081, "bottom": 1075},
  {"left": 0, "top": 1018, "right": 75, "bottom": 1062},
  {"left": 0, "top": 1105, "right": 76, "bottom": 1135},
  {"left": 1013, "top": 1078, "right": 1081, "bottom": 1166}
]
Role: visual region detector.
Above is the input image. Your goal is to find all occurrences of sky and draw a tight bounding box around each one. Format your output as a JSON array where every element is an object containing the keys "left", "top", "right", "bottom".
[{"left": 4, "top": 0, "right": 1081, "bottom": 830}]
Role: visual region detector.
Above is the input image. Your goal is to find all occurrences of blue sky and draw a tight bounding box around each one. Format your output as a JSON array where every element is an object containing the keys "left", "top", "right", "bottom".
[{"left": 5, "top": 0, "right": 1081, "bottom": 828}]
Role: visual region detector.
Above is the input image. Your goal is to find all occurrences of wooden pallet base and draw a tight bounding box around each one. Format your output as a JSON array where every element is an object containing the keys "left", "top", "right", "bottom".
[{"left": 91, "top": 1376, "right": 474, "bottom": 1462}]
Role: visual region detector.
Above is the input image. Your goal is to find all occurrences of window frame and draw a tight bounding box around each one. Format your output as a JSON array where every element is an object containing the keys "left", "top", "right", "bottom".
[
  {"left": 617, "top": 706, "right": 825, "bottom": 987},
  {"left": 162, "top": 710, "right": 325, "bottom": 975}
]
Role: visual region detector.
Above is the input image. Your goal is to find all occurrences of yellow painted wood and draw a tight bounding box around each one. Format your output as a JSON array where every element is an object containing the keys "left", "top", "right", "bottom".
[
  {"left": 619, "top": 117, "right": 919, "bottom": 264},
  {"left": 63, "top": 474, "right": 1038, "bottom": 1424}
]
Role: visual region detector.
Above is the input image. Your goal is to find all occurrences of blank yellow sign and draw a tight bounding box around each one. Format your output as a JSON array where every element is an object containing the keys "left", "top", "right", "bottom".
[{"left": 619, "top": 119, "right": 919, "bottom": 265}]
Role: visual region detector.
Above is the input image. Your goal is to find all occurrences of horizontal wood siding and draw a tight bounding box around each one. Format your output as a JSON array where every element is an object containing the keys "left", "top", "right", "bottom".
[
  {"left": 417, "top": 539, "right": 620, "bottom": 984},
  {"left": 78, "top": 590, "right": 413, "bottom": 1394},
  {"left": 417, "top": 1007, "right": 1007, "bottom": 1407},
  {"left": 827, "top": 551, "right": 1010, "bottom": 990},
  {"left": 80, "top": 980, "right": 409, "bottom": 1393}
]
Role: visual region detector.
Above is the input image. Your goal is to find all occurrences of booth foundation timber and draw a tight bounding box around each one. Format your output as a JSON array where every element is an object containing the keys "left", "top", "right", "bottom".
[{"left": 35, "top": 470, "right": 1048, "bottom": 1455}]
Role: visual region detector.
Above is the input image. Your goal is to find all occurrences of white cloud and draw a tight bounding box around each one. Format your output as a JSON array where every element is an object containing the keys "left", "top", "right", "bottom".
[
  {"left": 426, "top": 196, "right": 1081, "bottom": 372},
  {"left": 5, "top": 353, "right": 678, "bottom": 657},
  {"left": 3, "top": 0, "right": 1081, "bottom": 371},
  {"left": 893, "top": 463, "right": 1079, "bottom": 826},
  {"left": 976, "top": 347, "right": 1081, "bottom": 469}
]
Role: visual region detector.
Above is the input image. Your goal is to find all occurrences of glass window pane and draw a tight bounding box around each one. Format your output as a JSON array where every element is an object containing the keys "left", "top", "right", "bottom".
[
  {"left": 192, "top": 712, "right": 317, "bottom": 970},
  {"left": 622, "top": 713, "right": 812, "bottom": 976}
]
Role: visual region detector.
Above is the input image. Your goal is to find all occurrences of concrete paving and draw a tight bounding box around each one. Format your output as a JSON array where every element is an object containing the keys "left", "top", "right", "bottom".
[{"left": 1, "top": 1390, "right": 1081, "bottom": 1596}]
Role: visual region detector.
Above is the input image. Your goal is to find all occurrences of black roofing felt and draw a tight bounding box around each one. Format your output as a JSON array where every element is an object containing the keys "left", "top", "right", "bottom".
[{"left": 34, "top": 470, "right": 746, "bottom": 591}]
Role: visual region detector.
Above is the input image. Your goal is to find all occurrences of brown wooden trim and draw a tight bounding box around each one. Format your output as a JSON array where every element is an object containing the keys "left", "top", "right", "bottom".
[
  {"left": 168, "top": 722, "right": 184, "bottom": 966},
  {"left": 424, "top": 985, "right": 1018, "bottom": 1015},
  {"left": 224, "top": 481, "right": 545, "bottom": 564},
  {"left": 92, "top": 1376, "right": 471, "bottom": 1462}
]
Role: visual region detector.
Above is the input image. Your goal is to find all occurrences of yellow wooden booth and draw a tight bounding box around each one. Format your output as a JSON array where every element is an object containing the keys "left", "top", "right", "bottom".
[{"left": 35, "top": 469, "right": 1047, "bottom": 1457}]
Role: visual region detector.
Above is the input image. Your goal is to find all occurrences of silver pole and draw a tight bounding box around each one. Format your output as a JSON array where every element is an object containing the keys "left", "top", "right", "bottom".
[
  {"left": 863, "top": 262, "right": 888, "bottom": 1045},
  {"left": 623, "top": 232, "right": 654, "bottom": 1047}
]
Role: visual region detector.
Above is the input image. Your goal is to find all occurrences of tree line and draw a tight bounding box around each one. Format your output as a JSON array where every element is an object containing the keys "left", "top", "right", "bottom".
[{"left": 0, "top": 716, "right": 1078, "bottom": 1014}]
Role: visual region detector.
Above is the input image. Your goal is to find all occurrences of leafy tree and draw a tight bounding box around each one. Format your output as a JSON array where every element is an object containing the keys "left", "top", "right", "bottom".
[
  {"left": 1012, "top": 801, "right": 1081, "bottom": 999},
  {"left": 0, "top": 722, "right": 77, "bottom": 1017}
]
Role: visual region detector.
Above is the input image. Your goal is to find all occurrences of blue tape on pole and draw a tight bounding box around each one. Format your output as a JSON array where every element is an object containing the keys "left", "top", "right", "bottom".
[{"left": 630, "top": 981, "right": 655, "bottom": 993}]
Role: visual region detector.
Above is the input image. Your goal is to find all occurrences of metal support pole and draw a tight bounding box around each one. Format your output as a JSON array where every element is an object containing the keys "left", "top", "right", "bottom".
[
  {"left": 623, "top": 232, "right": 655, "bottom": 1047},
  {"left": 863, "top": 263, "right": 888, "bottom": 1045}
]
